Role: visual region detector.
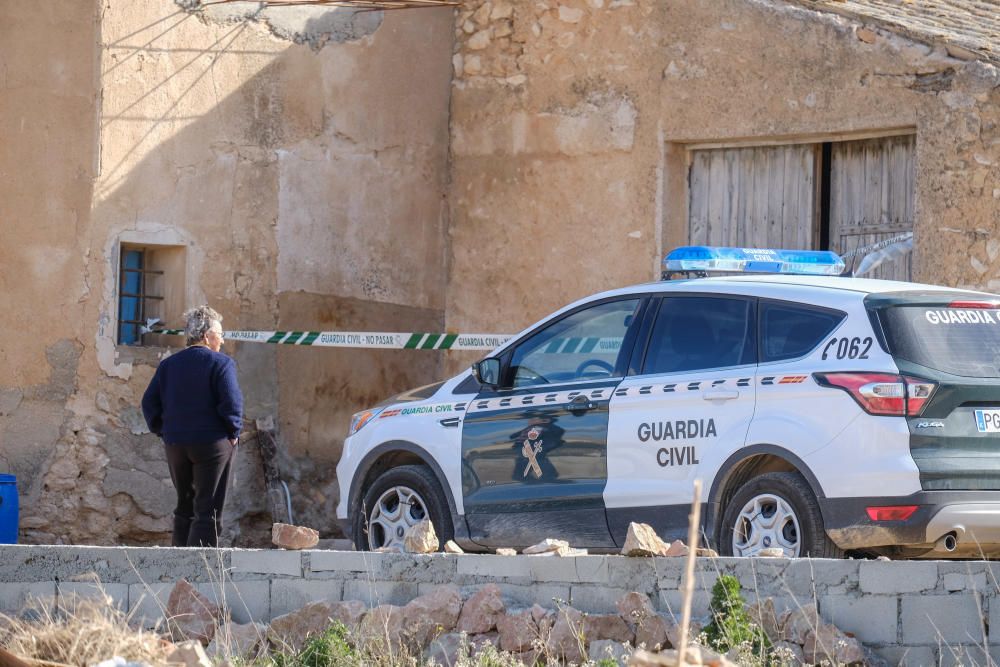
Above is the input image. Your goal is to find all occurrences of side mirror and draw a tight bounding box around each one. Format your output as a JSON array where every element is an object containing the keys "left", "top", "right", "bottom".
[{"left": 471, "top": 358, "right": 501, "bottom": 388}]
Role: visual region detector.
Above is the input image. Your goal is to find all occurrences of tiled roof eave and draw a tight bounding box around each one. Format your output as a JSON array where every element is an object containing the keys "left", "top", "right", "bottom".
[{"left": 779, "top": 0, "right": 1000, "bottom": 67}]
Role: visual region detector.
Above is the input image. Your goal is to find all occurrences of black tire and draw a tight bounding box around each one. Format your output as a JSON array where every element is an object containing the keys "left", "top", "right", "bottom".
[
  {"left": 719, "top": 471, "right": 843, "bottom": 559},
  {"left": 352, "top": 464, "right": 454, "bottom": 552}
]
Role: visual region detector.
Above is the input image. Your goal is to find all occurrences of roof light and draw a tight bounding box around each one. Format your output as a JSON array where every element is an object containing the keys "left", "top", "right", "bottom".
[{"left": 663, "top": 246, "right": 846, "bottom": 277}]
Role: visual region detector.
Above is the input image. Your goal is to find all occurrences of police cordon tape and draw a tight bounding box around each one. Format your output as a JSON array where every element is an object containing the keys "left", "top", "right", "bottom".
[
  {"left": 143, "top": 326, "right": 625, "bottom": 353},
  {"left": 839, "top": 232, "right": 913, "bottom": 260},
  {"left": 146, "top": 329, "right": 512, "bottom": 350}
]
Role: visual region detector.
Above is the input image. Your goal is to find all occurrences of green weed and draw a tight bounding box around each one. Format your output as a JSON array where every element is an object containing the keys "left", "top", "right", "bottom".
[{"left": 703, "top": 573, "right": 771, "bottom": 663}]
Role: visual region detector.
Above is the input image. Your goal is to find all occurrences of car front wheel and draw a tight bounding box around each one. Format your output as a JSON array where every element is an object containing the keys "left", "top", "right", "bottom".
[
  {"left": 720, "top": 471, "right": 843, "bottom": 558},
  {"left": 353, "top": 464, "right": 453, "bottom": 552}
]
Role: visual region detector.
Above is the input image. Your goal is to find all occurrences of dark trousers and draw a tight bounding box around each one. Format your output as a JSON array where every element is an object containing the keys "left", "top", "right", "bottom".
[{"left": 165, "top": 439, "right": 235, "bottom": 547}]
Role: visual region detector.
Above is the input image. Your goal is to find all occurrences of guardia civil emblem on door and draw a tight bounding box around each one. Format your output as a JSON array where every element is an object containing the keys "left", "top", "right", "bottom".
[{"left": 521, "top": 427, "right": 543, "bottom": 478}]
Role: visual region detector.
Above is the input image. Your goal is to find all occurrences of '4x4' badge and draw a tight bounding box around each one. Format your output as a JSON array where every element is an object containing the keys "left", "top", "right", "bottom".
[{"left": 522, "top": 427, "right": 543, "bottom": 478}]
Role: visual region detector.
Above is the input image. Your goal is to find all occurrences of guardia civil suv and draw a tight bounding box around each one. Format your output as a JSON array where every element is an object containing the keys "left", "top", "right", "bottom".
[{"left": 336, "top": 246, "right": 1000, "bottom": 559}]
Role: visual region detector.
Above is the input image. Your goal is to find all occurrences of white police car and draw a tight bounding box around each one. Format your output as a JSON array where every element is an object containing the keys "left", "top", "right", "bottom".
[{"left": 336, "top": 247, "right": 1000, "bottom": 558}]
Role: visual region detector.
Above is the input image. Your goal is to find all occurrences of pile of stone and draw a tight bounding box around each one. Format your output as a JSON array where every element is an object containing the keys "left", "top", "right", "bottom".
[
  {"left": 156, "top": 576, "right": 871, "bottom": 667},
  {"left": 746, "top": 599, "right": 868, "bottom": 667},
  {"left": 398, "top": 519, "right": 716, "bottom": 559},
  {"left": 125, "top": 520, "right": 863, "bottom": 667}
]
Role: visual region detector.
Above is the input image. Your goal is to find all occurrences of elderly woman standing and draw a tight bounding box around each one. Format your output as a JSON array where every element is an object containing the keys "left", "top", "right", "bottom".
[{"left": 142, "top": 305, "right": 243, "bottom": 547}]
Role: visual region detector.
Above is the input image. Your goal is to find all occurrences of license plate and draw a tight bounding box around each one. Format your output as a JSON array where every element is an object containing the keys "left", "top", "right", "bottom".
[{"left": 975, "top": 409, "right": 1000, "bottom": 433}]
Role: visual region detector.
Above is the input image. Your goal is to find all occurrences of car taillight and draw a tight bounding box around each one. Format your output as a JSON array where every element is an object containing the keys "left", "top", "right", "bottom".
[
  {"left": 866, "top": 505, "right": 918, "bottom": 521},
  {"left": 813, "top": 372, "right": 937, "bottom": 416}
]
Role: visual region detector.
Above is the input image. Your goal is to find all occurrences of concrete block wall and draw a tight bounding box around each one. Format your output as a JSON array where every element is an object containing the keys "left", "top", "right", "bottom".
[{"left": 1, "top": 545, "right": 999, "bottom": 664}]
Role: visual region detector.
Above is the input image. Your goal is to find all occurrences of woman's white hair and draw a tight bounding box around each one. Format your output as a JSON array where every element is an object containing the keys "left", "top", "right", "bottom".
[{"left": 183, "top": 305, "right": 222, "bottom": 346}]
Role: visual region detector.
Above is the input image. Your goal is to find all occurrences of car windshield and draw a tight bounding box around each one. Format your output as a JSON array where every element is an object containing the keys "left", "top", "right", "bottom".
[{"left": 879, "top": 305, "right": 1000, "bottom": 377}]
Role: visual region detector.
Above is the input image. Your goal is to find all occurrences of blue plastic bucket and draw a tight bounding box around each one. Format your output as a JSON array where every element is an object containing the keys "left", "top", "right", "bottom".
[{"left": 0, "top": 474, "right": 18, "bottom": 544}]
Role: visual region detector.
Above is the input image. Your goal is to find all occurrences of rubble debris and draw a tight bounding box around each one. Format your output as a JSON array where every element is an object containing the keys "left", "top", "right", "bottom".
[
  {"left": 271, "top": 522, "right": 319, "bottom": 550},
  {"left": 403, "top": 519, "right": 439, "bottom": 553},
  {"left": 165, "top": 580, "right": 222, "bottom": 645},
  {"left": 622, "top": 522, "right": 671, "bottom": 556}
]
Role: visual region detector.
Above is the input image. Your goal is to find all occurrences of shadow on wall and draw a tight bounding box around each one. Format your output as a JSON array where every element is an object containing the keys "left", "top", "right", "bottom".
[{"left": 67, "top": 3, "right": 453, "bottom": 547}]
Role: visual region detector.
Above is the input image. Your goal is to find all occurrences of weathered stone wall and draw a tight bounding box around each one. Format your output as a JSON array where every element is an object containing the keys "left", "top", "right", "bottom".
[
  {"left": 444, "top": 0, "right": 1000, "bottom": 373},
  {"left": 1, "top": 1, "right": 454, "bottom": 545},
  {"left": 3, "top": 545, "right": 1000, "bottom": 665}
]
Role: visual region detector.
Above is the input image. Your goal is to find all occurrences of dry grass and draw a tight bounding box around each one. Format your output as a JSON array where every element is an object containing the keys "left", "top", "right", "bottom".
[{"left": 0, "top": 592, "right": 169, "bottom": 667}]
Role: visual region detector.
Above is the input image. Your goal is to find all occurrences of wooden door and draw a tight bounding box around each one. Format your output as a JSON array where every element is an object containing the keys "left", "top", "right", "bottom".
[
  {"left": 688, "top": 145, "right": 818, "bottom": 250},
  {"left": 829, "top": 135, "right": 915, "bottom": 280}
]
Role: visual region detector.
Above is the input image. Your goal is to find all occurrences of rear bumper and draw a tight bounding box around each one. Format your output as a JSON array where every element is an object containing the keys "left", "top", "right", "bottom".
[{"left": 822, "top": 492, "right": 1000, "bottom": 557}]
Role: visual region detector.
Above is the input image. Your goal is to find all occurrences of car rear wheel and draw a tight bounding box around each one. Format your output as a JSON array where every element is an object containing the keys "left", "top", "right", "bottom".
[
  {"left": 354, "top": 464, "right": 453, "bottom": 552},
  {"left": 720, "top": 471, "right": 843, "bottom": 558}
]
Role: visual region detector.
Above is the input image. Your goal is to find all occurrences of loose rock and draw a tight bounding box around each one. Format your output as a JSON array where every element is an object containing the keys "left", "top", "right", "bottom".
[
  {"left": 497, "top": 607, "right": 539, "bottom": 652},
  {"left": 358, "top": 604, "right": 405, "bottom": 649},
  {"left": 457, "top": 584, "right": 506, "bottom": 634},
  {"left": 165, "top": 641, "right": 212, "bottom": 667},
  {"left": 403, "top": 519, "right": 439, "bottom": 554},
  {"left": 803, "top": 622, "right": 866, "bottom": 666},
  {"left": 757, "top": 547, "right": 785, "bottom": 558},
  {"left": 665, "top": 540, "right": 690, "bottom": 557},
  {"left": 425, "top": 632, "right": 464, "bottom": 667},
  {"left": 616, "top": 591, "right": 657, "bottom": 626},
  {"left": 444, "top": 540, "right": 464, "bottom": 554},
  {"left": 523, "top": 538, "right": 570, "bottom": 554},
  {"left": 748, "top": 598, "right": 782, "bottom": 644},
  {"left": 401, "top": 585, "right": 463, "bottom": 648},
  {"left": 771, "top": 641, "right": 805, "bottom": 666},
  {"left": 585, "top": 613, "right": 634, "bottom": 644},
  {"left": 622, "top": 522, "right": 670, "bottom": 556},
  {"left": 546, "top": 607, "right": 586, "bottom": 664},
  {"left": 206, "top": 622, "right": 266, "bottom": 660},
  {"left": 268, "top": 600, "right": 366, "bottom": 652},
  {"left": 271, "top": 523, "right": 319, "bottom": 550},
  {"left": 495, "top": 547, "right": 517, "bottom": 555},
  {"left": 469, "top": 632, "right": 501, "bottom": 658},
  {"left": 166, "top": 579, "right": 222, "bottom": 645},
  {"left": 781, "top": 603, "right": 819, "bottom": 645}
]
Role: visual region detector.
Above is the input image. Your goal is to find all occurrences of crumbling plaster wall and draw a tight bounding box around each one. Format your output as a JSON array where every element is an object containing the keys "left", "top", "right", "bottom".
[
  {"left": 445, "top": 0, "right": 1000, "bottom": 374},
  {"left": 0, "top": 2, "right": 100, "bottom": 538},
  {"left": 7, "top": 1, "right": 454, "bottom": 545}
]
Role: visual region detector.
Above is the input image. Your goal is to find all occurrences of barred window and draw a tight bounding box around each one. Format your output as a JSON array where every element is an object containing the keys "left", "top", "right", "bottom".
[{"left": 116, "top": 243, "right": 185, "bottom": 346}]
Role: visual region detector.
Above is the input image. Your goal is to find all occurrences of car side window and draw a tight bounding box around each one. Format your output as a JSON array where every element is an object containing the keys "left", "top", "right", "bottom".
[
  {"left": 760, "top": 301, "right": 845, "bottom": 362},
  {"left": 642, "top": 296, "right": 755, "bottom": 374},
  {"left": 509, "top": 299, "right": 642, "bottom": 388}
]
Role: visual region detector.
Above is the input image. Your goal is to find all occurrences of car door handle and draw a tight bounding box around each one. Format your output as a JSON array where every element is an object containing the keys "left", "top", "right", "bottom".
[
  {"left": 702, "top": 390, "right": 739, "bottom": 401},
  {"left": 568, "top": 395, "right": 598, "bottom": 412},
  {"left": 439, "top": 417, "right": 461, "bottom": 428}
]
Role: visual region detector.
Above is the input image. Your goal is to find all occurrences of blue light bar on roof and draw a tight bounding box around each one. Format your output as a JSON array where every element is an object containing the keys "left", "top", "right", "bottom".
[{"left": 663, "top": 246, "right": 846, "bottom": 276}]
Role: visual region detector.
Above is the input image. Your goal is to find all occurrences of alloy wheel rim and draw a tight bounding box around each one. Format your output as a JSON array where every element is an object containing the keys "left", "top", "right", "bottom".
[
  {"left": 367, "top": 485, "right": 428, "bottom": 550},
  {"left": 732, "top": 493, "right": 801, "bottom": 557}
]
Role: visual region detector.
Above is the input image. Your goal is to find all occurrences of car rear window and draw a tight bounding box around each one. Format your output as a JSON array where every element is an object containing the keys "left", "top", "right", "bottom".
[
  {"left": 879, "top": 306, "right": 1000, "bottom": 377},
  {"left": 760, "top": 301, "right": 845, "bottom": 362}
]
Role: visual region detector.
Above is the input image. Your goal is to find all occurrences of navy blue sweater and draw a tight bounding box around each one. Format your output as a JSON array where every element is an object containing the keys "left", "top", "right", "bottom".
[{"left": 141, "top": 346, "right": 243, "bottom": 445}]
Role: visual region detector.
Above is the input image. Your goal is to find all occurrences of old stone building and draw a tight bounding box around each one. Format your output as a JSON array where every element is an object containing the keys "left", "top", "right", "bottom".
[{"left": 0, "top": 0, "right": 997, "bottom": 545}]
